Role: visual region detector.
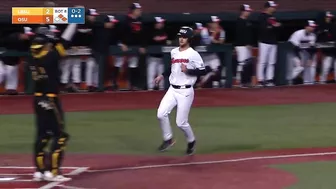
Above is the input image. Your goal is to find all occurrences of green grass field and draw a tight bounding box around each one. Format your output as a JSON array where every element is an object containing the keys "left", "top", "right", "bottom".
[
  {"left": 1, "top": 102, "right": 336, "bottom": 155},
  {"left": 273, "top": 161, "right": 336, "bottom": 189}
]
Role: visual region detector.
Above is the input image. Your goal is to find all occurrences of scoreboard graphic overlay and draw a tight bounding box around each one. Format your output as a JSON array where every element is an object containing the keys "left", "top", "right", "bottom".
[{"left": 12, "top": 7, "right": 85, "bottom": 24}]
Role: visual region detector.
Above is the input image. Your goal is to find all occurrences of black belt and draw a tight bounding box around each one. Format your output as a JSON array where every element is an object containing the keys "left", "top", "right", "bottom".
[{"left": 171, "top": 85, "right": 192, "bottom": 89}]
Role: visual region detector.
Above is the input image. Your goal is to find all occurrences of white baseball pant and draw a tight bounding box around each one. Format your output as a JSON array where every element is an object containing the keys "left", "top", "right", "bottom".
[
  {"left": 320, "top": 56, "right": 336, "bottom": 83},
  {"left": 157, "top": 86, "right": 195, "bottom": 142},
  {"left": 287, "top": 50, "right": 316, "bottom": 84},
  {"left": 115, "top": 56, "right": 139, "bottom": 88},
  {"left": 114, "top": 56, "right": 139, "bottom": 68},
  {"left": 85, "top": 57, "right": 98, "bottom": 87},
  {"left": 147, "top": 56, "right": 164, "bottom": 90},
  {"left": 257, "top": 42, "right": 277, "bottom": 82},
  {"left": 0, "top": 60, "right": 19, "bottom": 90},
  {"left": 235, "top": 46, "right": 252, "bottom": 81},
  {"left": 202, "top": 53, "right": 221, "bottom": 70},
  {"left": 200, "top": 53, "right": 221, "bottom": 87},
  {"left": 61, "top": 57, "right": 81, "bottom": 84}
]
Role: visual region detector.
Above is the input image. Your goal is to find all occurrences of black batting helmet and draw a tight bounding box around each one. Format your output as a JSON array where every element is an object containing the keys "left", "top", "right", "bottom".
[
  {"left": 177, "top": 26, "right": 194, "bottom": 39},
  {"left": 30, "top": 35, "right": 48, "bottom": 50}
]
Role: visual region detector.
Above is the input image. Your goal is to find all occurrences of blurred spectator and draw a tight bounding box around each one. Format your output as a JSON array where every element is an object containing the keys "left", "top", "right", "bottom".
[
  {"left": 73, "top": 8, "right": 98, "bottom": 92},
  {"left": 317, "top": 11, "right": 335, "bottom": 84},
  {"left": 197, "top": 16, "right": 225, "bottom": 88},
  {"left": 146, "top": 17, "right": 167, "bottom": 90},
  {"left": 0, "top": 27, "right": 34, "bottom": 95},
  {"left": 257, "top": 1, "right": 280, "bottom": 87},
  {"left": 287, "top": 20, "right": 317, "bottom": 85},
  {"left": 85, "top": 8, "right": 115, "bottom": 92},
  {"left": 234, "top": 4, "right": 253, "bottom": 88},
  {"left": 73, "top": 20, "right": 94, "bottom": 91},
  {"left": 103, "top": 15, "right": 119, "bottom": 91},
  {"left": 115, "top": 3, "right": 146, "bottom": 90},
  {"left": 192, "top": 23, "right": 203, "bottom": 46},
  {"left": 57, "top": 24, "right": 83, "bottom": 92}
]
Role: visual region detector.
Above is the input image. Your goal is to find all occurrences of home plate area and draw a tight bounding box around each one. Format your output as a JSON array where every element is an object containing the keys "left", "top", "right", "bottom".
[{"left": 0, "top": 166, "right": 88, "bottom": 189}]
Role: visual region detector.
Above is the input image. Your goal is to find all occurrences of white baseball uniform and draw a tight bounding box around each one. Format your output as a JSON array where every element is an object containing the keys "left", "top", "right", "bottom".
[
  {"left": 199, "top": 27, "right": 223, "bottom": 70},
  {"left": 320, "top": 55, "right": 336, "bottom": 83},
  {"left": 287, "top": 29, "right": 316, "bottom": 84},
  {"left": 60, "top": 54, "right": 82, "bottom": 85},
  {"left": 157, "top": 47, "right": 205, "bottom": 142},
  {"left": 0, "top": 60, "right": 19, "bottom": 91}
]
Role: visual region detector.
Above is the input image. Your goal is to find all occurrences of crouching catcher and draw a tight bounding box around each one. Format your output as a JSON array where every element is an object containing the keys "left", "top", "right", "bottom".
[{"left": 29, "top": 23, "right": 77, "bottom": 182}]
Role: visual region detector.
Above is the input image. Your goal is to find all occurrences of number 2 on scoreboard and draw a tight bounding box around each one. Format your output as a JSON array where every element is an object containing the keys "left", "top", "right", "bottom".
[{"left": 44, "top": 8, "right": 52, "bottom": 15}]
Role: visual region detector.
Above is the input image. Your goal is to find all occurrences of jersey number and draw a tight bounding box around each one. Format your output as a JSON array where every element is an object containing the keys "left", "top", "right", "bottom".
[
  {"left": 30, "top": 66, "right": 46, "bottom": 81},
  {"left": 31, "top": 71, "right": 38, "bottom": 81}
]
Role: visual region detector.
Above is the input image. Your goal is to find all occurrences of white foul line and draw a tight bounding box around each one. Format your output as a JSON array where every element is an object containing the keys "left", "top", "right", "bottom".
[
  {"left": 56, "top": 184, "right": 96, "bottom": 189},
  {"left": 0, "top": 168, "right": 89, "bottom": 176},
  {"left": 0, "top": 166, "right": 81, "bottom": 169},
  {"left": 86, "top": 151, "right": 336, "bottom": 173},
  {"left": 38, "top": 167, "right": 88, "bottom": 189}
]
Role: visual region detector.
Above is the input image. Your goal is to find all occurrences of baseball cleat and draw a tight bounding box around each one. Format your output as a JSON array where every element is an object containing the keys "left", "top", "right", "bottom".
[
  {"left": 43, "top": 171, "right": 53, "bottom": 181},
  {"left": 50, "top": 175, "right": 72, "bottom": 182},
  {"left": 265, "top": 82, "right": 275, "bottom": 87},
  {"left": 158, "top": 139, "right": 175, "bottom": 152},
  {"left": 186, "top": 140, "right": 196, "bottom": 155},
  {"left": 43, "top": 171, "right": 72, "bottom": 182},
  {"left": 32, "top": 172, "right": 44, "bottom": 181}
]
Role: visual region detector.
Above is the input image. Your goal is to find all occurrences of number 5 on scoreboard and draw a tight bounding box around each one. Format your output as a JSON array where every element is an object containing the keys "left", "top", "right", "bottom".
[
  {"left": 43, "top": 8, "right": 53, "bottom": 24},
  {"left": 44, "top": 16, "right": 52, "bottom": 24}
]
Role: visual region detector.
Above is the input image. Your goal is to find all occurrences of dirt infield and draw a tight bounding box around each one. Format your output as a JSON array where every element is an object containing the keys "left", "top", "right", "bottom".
[{"left": 1, "top": 85, "right": 336, "bottom": 189}]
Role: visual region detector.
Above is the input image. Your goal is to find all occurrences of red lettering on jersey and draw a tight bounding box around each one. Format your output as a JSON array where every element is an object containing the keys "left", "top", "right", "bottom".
[
  {"left": 171, "top": 58, "right": 189, "bottom": 64},
  {"left": 131, "top": 22, "right": 142, "bottom": 32}
]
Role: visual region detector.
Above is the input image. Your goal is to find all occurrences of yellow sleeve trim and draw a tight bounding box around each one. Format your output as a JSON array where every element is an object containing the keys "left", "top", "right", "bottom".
[{"left": 55, "top": 43, "right": 66, "bottom": 57}]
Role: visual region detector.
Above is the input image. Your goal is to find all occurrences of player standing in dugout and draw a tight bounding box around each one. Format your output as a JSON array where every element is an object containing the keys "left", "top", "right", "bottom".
[
  {"left": 0, "top": 27, "right": 34, "bottom": 95},
  {"left": 317, "top": 11, "right": 336, "bottom": 84},
  {"left": 30, "top": 23, "right": 77, "bottom": 182},
  {"left": 116, "top": 2, "right": 146, "bottom": 90},
  {"left": 234, "top": 4, "right": 253, "bottom": 88},
  {"left": 257, "top": 1, "right": 281, "bottom": 87}
]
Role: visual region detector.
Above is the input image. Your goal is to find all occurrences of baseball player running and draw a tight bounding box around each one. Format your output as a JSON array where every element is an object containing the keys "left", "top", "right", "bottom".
[
  {"left": 287, "top": 20, "right": 317, "bottom": 84},
  {"left": 154, "top": 26, "right": 206, "bottom": 155}
]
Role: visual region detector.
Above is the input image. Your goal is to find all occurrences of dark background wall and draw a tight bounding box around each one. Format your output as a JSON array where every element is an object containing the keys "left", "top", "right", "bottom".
[{"left": 0, "top": 0, "right": 335, "bottom": 13}]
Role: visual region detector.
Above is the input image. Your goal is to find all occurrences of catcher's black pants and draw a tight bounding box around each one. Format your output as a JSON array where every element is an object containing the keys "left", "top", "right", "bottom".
[{"left": 33, "top": 94, "right": 69, "bottom": 175}]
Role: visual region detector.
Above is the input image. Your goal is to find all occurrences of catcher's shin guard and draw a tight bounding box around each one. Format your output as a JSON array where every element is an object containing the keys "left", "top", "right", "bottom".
[
  {"left": 50, "top": 132, "right": 69, "bottom": 175},
  {"left": 34, "top": 134, "right": 52, "bottom": 172}
]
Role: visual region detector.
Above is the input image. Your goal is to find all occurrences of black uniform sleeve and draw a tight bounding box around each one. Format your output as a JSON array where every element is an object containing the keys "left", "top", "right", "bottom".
[
  {"left": 186, "top": 68, "right": 206, "bottom": 76},
  {"left": 162, "top": 68, "right": 171, "bottom": 77},
  {"left": 234, "top": 19, "right": 243, "bottom": 45},
  {"left": 86, "top": 19, "right": 105, "bottom": 28},
  {"left": 120, "top": 20, "right": 129, "bottom": 45},
  {"left": 246, "top": 22, "right": 254, "bottom": 46},
  {"left": 259, "top": 14, "right": 273, "bottom": 33},
  {"left": 140, "top": 24, "right": 146, "bottom": 47}
]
